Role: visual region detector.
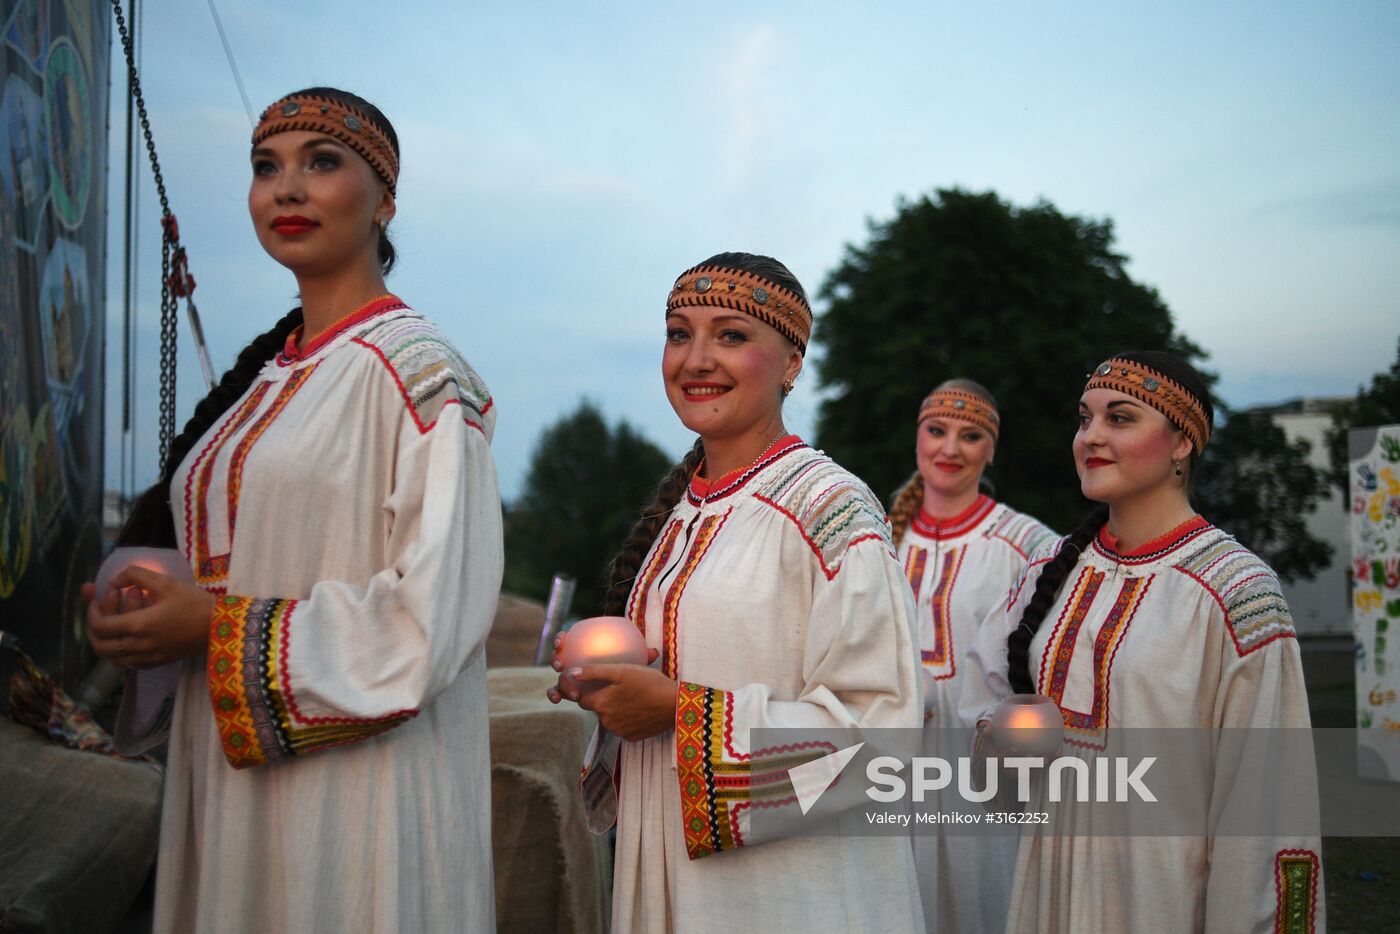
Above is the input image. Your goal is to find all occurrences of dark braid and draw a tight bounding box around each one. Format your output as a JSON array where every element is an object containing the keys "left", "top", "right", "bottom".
[
  {"left": 1006, "top": 505, "right": 1108, "bottom": 694},
  {"left": 601, "top": 438, "right": 706, "bottom": 617},
  {"left": 116, "top": 308, "right": 305, "bottom": 548},
  {"left": 888, "top": 471, "right": 924, "bottom": 551}
]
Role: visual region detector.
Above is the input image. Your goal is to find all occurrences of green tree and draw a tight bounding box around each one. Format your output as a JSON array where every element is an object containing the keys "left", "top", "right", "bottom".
[
  {"left": 1193, "top": 406, "right": 1332, "bottom": 582},
  {"left": 815, "top": 188, "right": 1204, "bottom": 532},
  {"left": 503, "top": 400, "right": 672, "bottom": 616},
  {"left": 1328, "top": 338, "right": 1400, "bottom": 498}
]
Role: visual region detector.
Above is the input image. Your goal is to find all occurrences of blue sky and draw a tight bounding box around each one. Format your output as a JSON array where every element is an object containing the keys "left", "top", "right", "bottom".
[{"left": 105, "top": 0, "right": 1400, "bottom": 500}]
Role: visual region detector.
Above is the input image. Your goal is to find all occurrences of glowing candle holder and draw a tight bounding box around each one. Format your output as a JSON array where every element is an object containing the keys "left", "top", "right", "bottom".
[
  {"left": 94, "top": 547, "right": 194, "bottom": 613},
  {"left": 920, "top": 667, "right": 938, "bottom": 718},
  {"left": 559, "top": 616, "right": 648, "bottom": 694},
  {"left": 988, "top": 694, "right": 1064, "bottom": 757}
]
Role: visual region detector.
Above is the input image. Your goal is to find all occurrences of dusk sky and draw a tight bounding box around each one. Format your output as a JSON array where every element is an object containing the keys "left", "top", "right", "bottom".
[{"left": 105, "top": 1, "right": 1400, "bottom": 500}]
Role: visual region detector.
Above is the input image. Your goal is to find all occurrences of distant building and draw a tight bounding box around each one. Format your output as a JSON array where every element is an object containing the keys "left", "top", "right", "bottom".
[{"left": 1251, "top": 397, "right": 1350, "bottom": 636}]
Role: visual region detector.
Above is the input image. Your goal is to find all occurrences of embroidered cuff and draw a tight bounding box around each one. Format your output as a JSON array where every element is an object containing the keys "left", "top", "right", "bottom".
[
  {"left": 676, "top": 681, "right": 746, "bottom": 859},
  {"left": 1274, "top": 849, "right": 1319, "bottom": 934},
  {"left": 207, "top": 595, "right": 415, "bottom": 769}
]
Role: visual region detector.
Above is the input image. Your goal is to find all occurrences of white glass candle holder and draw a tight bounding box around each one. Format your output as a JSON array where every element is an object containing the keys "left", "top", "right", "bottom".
[
  {"left": 988, "top": 693, "right": 1064, "bottom": 757},
  {"left": 94, "top": 547, "right": 194, "bottom": 613},
  {"left": 559, "top": 616, "right": 648, "bottom": 694}
]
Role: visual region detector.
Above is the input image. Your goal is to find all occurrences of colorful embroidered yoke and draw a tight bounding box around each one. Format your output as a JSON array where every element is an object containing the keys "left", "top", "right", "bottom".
[
  {"left": 121, "top": 303, "right": 503, "bottom": 934},
  {"left": 961, "top": 519, "right": 1325, "bottom": 934},
  {"left": 899, "top": 494, "right": 1055, "bottom": 725},
  {"left": 582, "top": 437, "right": 926, "bottom": 934},
  {"left": 897, "top": 495, "right": 1053, "bottom": 934}
]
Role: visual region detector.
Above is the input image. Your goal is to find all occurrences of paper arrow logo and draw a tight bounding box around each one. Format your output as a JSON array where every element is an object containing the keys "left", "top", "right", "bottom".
[{"left": 789, "top": 741, "right": 865, "bottom": 815}]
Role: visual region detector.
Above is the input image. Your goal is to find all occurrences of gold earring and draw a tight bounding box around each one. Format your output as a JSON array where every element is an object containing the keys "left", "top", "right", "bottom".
[{"left": 782, "top": 380, "right": 795, "bottom": 396}]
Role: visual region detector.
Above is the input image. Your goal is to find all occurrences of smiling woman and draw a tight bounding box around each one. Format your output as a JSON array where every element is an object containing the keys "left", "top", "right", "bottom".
[
  {"left": 548, "top": 252, "right": 926, "bottom": 933},
  {"left": 887, "top": 379, "right": 1054, "bottom": 933},
  {"left": 86, "top": 88, "right": 502, "bottom": 933},
  {"left": 959, "top": 351, "right": 1326, "bottom": 933}
]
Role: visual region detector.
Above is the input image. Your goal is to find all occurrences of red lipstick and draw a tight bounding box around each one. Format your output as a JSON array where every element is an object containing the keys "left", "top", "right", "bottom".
[
  {"left": 272, "top": 215, "right": 317, "bottom": 235},
  {"left": 1084, "top": 457, "right": 1114, "bottom": 469}
]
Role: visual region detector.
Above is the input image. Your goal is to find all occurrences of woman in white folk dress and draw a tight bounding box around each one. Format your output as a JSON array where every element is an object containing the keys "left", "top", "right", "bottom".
[
  {"left": 549, "top": 251, "right": 926, "bottom": 934},
  {"left": 888, "top": 379, "right": 1054, "bottom": 933},
  {"left": 960, "top": 350, "right": 1324, "bottom": 934},
  {"left": 86, "top": 88, "right": 501, "bottom": 933}
]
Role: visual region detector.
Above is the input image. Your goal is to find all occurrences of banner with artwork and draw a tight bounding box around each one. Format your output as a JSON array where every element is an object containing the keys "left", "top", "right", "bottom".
[
  {"left": 1, "top": 0, "right": 108, "bottom": 692},
  {"left": 1352, "top": 423, "right": 1400, "bottom": 783}
]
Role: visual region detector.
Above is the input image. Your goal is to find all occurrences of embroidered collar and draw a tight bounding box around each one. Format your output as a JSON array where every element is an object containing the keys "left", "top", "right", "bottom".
[
  {"left": 686, "top": 435, "right": 806, "bottom": 505},
  {"left": 277, "top": 295, "right": 407, "bottom": 365},
  {"left": 1092, "top": 515, "right": 1213, "bottom": 565},
  {"left": 910, "top": 494, "right": 996, "bottom": 540}
]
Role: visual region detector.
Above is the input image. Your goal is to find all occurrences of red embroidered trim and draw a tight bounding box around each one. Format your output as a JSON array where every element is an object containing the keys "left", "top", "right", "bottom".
[
  {"left": 275, "top": 595, "right": 417, "bottom": 728},
  {"left": 628, "top": 519, "right": 683, "bottom": 636},
  {"left": 910, "top": 495, "right": 995, "bottom": 540},
  {"left": 754, "top": 492, "right": 886, "bottom": 580},
  {"left": 903, "top": 546, "right": 929, "bottom": 601},
  {"left": 660, "top": 511, "right": 730, "bottom": 679},
  {"left": 686, "top": 436, "right": 805, "bottom": 504},
  {"left": 349, "top": 336, "right": 489, "bottom": 436},
  {"left": 1041, "top": 572, "right": 1151, "bottom": 748},
  {"left": 1093, "top": 515, "right": 1212, "bottom": 564},
  {"left": 225, "top": 363, "right": 318, "bottom": 549},
  {"left": 277, "top": 295, "right": 407, "bottom": 365},
  {"left": 922, "top": 547, "right": 967, "bottom": 680},
  {"left": 1173, "top": 565, "right": 1297, "bottom": 658},
  {"left": 186, "top": 382, "right": 272, "bottom": 586}
]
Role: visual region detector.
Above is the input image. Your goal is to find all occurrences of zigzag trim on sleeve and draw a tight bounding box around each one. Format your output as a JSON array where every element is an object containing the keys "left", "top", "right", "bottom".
[
  {"left": 986, "top": 508, "right": 1058, "bottom": 560},
  {"left": 1172, "top": 530, "right": 1297, "bottom": 657},
  {"left": 751, "top": 449, "right": 893, "bottom": 580},
  {"left": 351, "top": 316, "right": 495, "bottom": 438}
]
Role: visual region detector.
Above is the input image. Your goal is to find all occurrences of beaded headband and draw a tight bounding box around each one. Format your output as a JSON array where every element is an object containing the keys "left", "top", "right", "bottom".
[
  {"left": 918, "top": 388, "right": 1000, "bottom": 439},
  {"left": 253, "top": 93, "right": 399, "bottom": 195},
  {"left": 666, "top": 264, "right": 813, "bottom": 354},
  {"left": 1084, "top": 357, "right": 1211, "bottom": 453}
]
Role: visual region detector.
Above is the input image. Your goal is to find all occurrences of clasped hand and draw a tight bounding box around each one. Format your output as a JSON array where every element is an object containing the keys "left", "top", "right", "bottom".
[
  {"left": 545, "top": 637, "right": 678, "bottom": 742},
  {"left": 84, "top": 566, "right": 215, "bottom": 669}
]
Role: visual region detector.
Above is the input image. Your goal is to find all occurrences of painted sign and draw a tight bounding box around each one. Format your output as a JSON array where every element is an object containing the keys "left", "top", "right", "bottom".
[
  {"left": 1352, "top": 424, "right": 1400, "bottom": 782},
  {"left": 0, "top": 0, "right": 107, "bottom": 693}
]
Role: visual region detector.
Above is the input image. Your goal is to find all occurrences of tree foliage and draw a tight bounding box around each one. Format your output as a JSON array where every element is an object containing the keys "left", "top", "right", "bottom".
[
  {"left": 814, "top": 188, "right": 1204, "bottom": 532},
  {"left": 1194, "top": 407, "right": 1332, "bottom": 582},
  {"left": 503, "top": 400, "right": 672, "bottom": 617},
  {"left": 1328, "top": 338, "right": 1400, "bottom": 497}
]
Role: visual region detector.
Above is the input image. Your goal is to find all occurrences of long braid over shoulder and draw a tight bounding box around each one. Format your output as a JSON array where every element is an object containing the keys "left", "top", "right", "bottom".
[
  {"left": 888, "top": 471, "right": 925, "bottom": 551},
  {"left": 1006, "top": 505, "right": 1108, "bottom": 695},
  {"left": 115, "top": 308, "right": 305, "bottom": 548},
  {"left": 601, "top": 438, "right": 706, "bottom": 617}
]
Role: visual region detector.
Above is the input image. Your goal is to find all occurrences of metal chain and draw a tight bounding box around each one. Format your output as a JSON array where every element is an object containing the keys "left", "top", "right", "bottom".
[{"left": 109, "top": 0, "right": 180, "bottom": 470}]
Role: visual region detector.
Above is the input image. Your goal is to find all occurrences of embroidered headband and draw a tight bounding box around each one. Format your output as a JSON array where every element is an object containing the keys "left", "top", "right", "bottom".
[
  {"left": 253, "top": 93, "right": 399, "bottom": 195},
  {"left": 918, "top": 388, "right": 1000, "bottom": 439},
  {"left": 666, "top": 264, "right": 813, "bottom": 354},
  {"left": 1084, "top": 357, "right": 1212, "bottom": 453}
]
